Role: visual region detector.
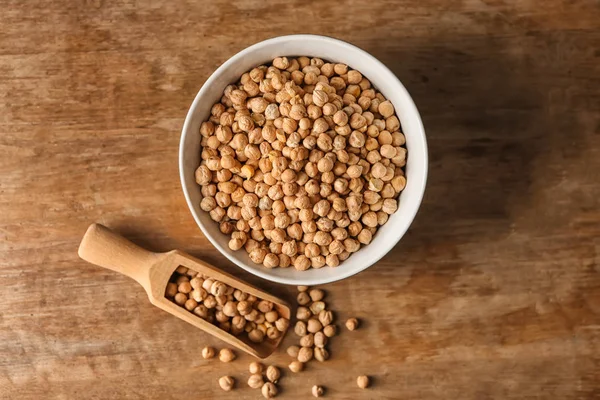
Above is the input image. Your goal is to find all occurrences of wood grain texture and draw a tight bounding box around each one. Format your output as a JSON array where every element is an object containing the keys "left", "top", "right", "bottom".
[{"left": 1, "top": 0, "right": 599, "bottom": 399}]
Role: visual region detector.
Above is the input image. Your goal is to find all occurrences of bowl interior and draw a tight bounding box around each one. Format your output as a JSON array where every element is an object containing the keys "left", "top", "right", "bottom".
[{"left": 180, "top": 35, "right": 427, "bottom": 285}]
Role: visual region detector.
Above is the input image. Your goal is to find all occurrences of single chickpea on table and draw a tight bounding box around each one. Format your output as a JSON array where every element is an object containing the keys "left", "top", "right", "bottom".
[
  {"left": 195, "top": 56, "right": 408, "bottom": 271},
  {"left": 357, "top": 375, "right": 370, "bottom": 389},
  {"left": 248, "top": 373, "right": 264, "bottom": 389},
  {"left": 218, "top": 376, "right": 235, "bottom": 391},
  {"left": 312, "top": 385, "right": 325, "bottom": 397}
]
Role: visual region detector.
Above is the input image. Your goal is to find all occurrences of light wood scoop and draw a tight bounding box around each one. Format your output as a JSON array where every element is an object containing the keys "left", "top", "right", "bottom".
[{"left": 78, "top": 223, "right": 290, "bottom": 359}]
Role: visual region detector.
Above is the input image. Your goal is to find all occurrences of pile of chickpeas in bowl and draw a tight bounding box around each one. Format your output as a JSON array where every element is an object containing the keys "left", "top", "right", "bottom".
[{"left": 195, "top": 56, "right": 407, "bottom": 272}]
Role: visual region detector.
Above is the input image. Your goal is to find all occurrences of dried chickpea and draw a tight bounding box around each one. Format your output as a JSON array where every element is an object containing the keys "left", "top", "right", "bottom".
[
  {"left": 249, "top": 328, "right": 266, "bottom": 343},
  {"left": 298, "top": 346, "right": 314, "bottom": 363},
  {"left": 222, "top": 301, "right": 238, "bottom": 317},
  {"left": 275, "top": 317, "right": 290, "bottom": 332},
  {"left": 307, "top": 289, "right": 323, "bottom": 301},
  {"left": 287, "top": 345, "right": 301, "bottom": 358},
  {"left": 289, "top": 360, "right": 304, "bottom": 373},
  {"left": 314, "top": 331, "right": 327, "bottom": 348},
  {"left": 312, "top": 255, "right": 326, "bottom": 269},
  {"left": 314, "top": 347, "right": 329, "bottom": 362},
  {"left": 307, "top": 318, "right": 323, "bottom": 333},
  {"left": 273, "top": 56, "right": 290, "bottom": 70},
  {"left": 178, "top": 281, "right": 192, "bottom": 294},
  {"left": 358, "top": 228, "right": 373, "bottom": 244},
  {"left": 219, "top": 376, "right": 235, "bottom": 391},
  {"left": 210, "top": 281, "right": 228, "bottom": 296},
  {"left": 231, "top": 315, "right": 246, "bottom": 334},
  {"left": 257, "top": 300, "right": 273, "bottom": 313},
  {"left": 362, "top": 211, "right": 378, "bottom": 228},
  {"left": 312, "top": 385, "right": 324, "bottom": 397},
  {"left": 380, "top": 144, "right": 396, "bottom": 158},
  {"left": 382, "top": 198, "right": 398, "bottom": 214},
  {"left": 204, "top": 295, "right": 217, "bottom": 309},
  {"left": 323, "top": 324, "right": 337, "bottom": 337},
  {"left": 334, "top": 63, "right": 348, "bottom": 75},
  {"left": 345, "top": 318, "right": 359, "bottom": 331},
  {"left": 219, "top": 348, "right": 236, "bottom": 362},
  {"left": 295, "top": 320, "right": 308, "bottom": 337},
  {"left": 248, "top": 374, "right": 264, "bottom": 389},
  {"left": 202, "top": 346, "right": 216, "bottom": 359},
  {"left": 325, "top": 253, "right": 339, "bottom": 267},
  {"left": 300, "top": 333, "right": 314, "bottom": 347},
  {"left": 348, "top": 70, "right": 362, "bottom": 84},
  {"left": 357, "top": 375, "right": 370, "bottom": 389},
  {"left": 297, "top": 291, "right": 311, "bottom": 305},
  {"left": 262, "top": 382, "right": 278, "bottom": 399},
  {"left": 344, "top": 238, "right": 360, "bottom": 253},
  {"left": 184, "top": 298, "right": 198, "bottom": 311},
  {"left": 165, "top": 282, "right": 178, "bottom": 298},
  {"left": 245, "top": 308, "right": 259, "bottom": 321},
  {"left": 318, "top": 309, "right": 333, "bottom": 326},
  {"left": 249, "top": 248, "right": 268, "bottom": 264},
  {"left": 295, "top": 255, "right": 311, "bottom": 271},
  {"left": 297, "top": 306, "right": 311, "bottom": 321},
  {"left": 276, "top": 253, "right": 290, "bottom": 268},
  {"left": 266, "top": 365, "right": 281, "bottom": 383},
  {"left": 263, "top": 253, "right": 279, "bottom": 268}
]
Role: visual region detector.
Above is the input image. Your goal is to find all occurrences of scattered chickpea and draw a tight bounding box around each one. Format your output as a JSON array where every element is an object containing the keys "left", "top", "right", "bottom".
[
  {"left": 300, "top": 333, "right": 314, "bottom": 347},
  {"left": 314, "top": 347, "right": 329, "bottom": 362},
  {"left": 266, "top": 365, "right": 281, "bottom": 383},
  {"left": 219, "top": 348, "right": 236, "bottom": 362},
  {"left": 323, "top": 324, "right": 337, "bottom": 337},
  {"left": 295, "top": 320, "right": 308, "bottom": 337},
  {"left": 298, "top": 346, "right": 314, "bottom": 363},
  {"left": 261, "top": 382, "right": 278, "bottom": 399},
  {"left": 314, "top": 331, "right": 327, "bottom": 348},
  {"left": 309, "top": 301, "right": 326, "bottom": 315},
  {"left": 218, "top": 376, "right": 235, "bottom": 391},
  {"left": 289, "top": 360, "right": 304, "bottom": 373},
  {"left": 312, "top": 385, "right": 324, "bottom": 397},
  {"left": 345, "top": 318, "right": 359, "bottom": 331},
  {"left": 249, "top": 361, "right": 264, "bottom": 374},
  {"left": 357, "top": 375, "right": 370, "bottom": 389},
  {"left": 287, "top": 345, "right": 300, "bottom": 358},
  {"left": 297, "top": 291, "right": 311, "bottom": 305},
  {"left": 248, "top": 374, "right": 264, "bottom": 389},
  {"left": 318, "top": 310, "right": 333, "bottom": 326},
  {"left": 309, "top": 289, "right": 325, "bottom": 302},
  {"left": 307, "top": 318, "right": 323, "bottom": 333},
  {"left": 201, "top": 346, "right": 215, "bottom": 359}
]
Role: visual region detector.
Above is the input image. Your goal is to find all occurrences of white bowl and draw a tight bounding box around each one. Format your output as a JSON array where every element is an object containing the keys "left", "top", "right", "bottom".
[{"left": 180, "top": 35, "right": 427, "bottom": 286}]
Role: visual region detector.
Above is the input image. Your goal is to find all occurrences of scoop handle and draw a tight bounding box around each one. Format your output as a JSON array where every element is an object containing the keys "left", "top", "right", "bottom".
[{"left": 78, "top": 223, "right": 158, "bottom": 287}]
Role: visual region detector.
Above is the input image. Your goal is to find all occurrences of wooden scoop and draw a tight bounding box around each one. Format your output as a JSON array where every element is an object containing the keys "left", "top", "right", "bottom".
[{"left": 78, "top": 223, "right": 290, "bottom": 359}]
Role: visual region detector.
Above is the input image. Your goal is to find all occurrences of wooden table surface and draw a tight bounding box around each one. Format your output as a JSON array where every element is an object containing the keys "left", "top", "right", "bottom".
[{"left": 1, "top": 0, "right": 599, "bottom": 399}]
